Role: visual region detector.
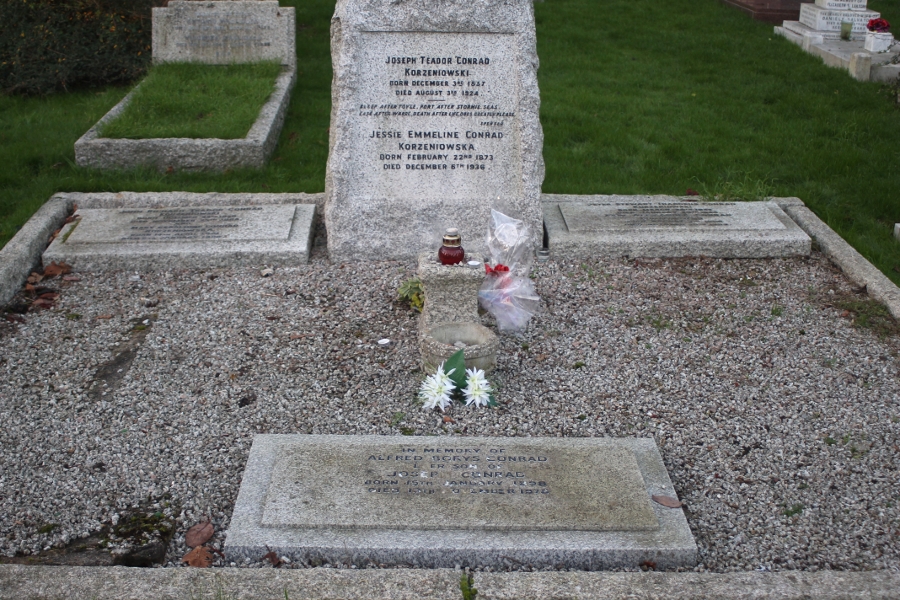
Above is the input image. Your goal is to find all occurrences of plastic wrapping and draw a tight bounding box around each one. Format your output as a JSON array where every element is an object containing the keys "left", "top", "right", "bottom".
[{"left": 478, "top": 210, "right": 540, "bottom": 332}]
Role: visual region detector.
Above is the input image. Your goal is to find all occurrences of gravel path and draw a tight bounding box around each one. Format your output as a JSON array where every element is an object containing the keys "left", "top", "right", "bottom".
[{"left": 0, "top": 252, "right": 898, "bottom": 572}]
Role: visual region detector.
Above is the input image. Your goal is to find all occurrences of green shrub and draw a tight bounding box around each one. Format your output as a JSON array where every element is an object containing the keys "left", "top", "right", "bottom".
[{"left": 0, "top": 0, "right": 162, "bottom": 96}]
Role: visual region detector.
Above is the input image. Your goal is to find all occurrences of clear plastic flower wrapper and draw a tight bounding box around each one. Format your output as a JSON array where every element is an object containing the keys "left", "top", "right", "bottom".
[{"left": 478, "top": 209, "right": 541, "bottom": 333}]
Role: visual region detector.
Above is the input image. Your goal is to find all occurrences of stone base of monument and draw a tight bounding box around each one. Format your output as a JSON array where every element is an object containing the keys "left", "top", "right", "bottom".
[
  {"left": 74, "top": 67, "right": 295, "bottom": 172},
  {"left": 225, "top": 435, "right": 697, "bottom": 570},
  {"left": 543, "top": 195, "right": 811, "bottom": 258},
  {"left": 42, "top": 192, "right": 316, "bottom": 270}
]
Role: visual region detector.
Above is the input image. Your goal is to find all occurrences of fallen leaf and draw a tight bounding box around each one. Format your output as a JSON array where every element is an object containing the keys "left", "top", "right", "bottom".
[
  {"left": 27, "top": 273, "right": 43, "bottom": 284},
  {"left": 443, "top": 416, "right": 455, "bottom": 424},
  {"left": 62, "top": 275, "right": 81, "bottom": 282},
  {"left": 43, "top": 262, "right": 72, "bottom": 278},
  {"left": 840, "top": 310, "right": 850, "bottom": 318},
  {"left": 263, "top": 551, "right": 282, "bottom": 567},
  {"left": 31, "top": 298, "right": 55, "bottom": 309},
  {"left": 38, "top": 292, "right": 59, "bottom": 300},
  {"left": 685, "top": 188, "right": 700, "bottom": 196},
  {"left": 182, "top": 545, "right": 213, "bottom": 568},
  {"left": 290, "top": 333, "right": 303, "bottom": 340},
  {"left": 166, "top": 166, "right": 175, "bottom": 174},
  {"left": 535, "top": 354, "right": 547, "bottom": 362},
  {"left": 24, "top": 284, "right": 35, "bottom": 293},
  {"left": 96, "top": 314, "right": 113, "bottom": 320},
  {"left": 185, "top": 521, "right": 214, "bottom": 548},
  {"left": 4, "top": 314, "right": 25, "bottom": 324},
  {"left": 652, "top": 494, "right": 683, "bottom": 508}
]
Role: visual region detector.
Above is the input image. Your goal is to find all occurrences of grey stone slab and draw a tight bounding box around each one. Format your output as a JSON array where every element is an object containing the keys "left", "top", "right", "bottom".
[
  {"left": 74, "top": 67, "right": 295, "bottom": 172},
  {"left": 226, "top": 435, "right": 697, "bottom": 569},
  {"left": 262, "top": 439, "right": 657, "bottom": 532},
  {"left": 152, "top": 1, "right": 296, "bottom": 67},
  {"left": 417, "top": 252, "right": 485, "bottom": 330},
  {"left": 324, "top": 0, "right": 544, "bottom": 263},
  {"left": 41, "top": 194, "right": 316, "bottom": 271},
  {"left": 2, "top": 566, "right": 900, "bottom": 600},
  {"left": 543, "top": 196, "right": 810, "bottom": 258}
]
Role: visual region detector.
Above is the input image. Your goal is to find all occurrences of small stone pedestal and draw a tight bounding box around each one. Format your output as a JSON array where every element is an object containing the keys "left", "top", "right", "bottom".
[{"left": 417, "top": 253, "right": 498, "bottom": 372}]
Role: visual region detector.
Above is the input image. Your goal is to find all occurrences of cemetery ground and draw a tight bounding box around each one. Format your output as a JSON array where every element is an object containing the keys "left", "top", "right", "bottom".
[
  {"left": 1, "top": 0, "right": 900, "bottom": 589},
  {"left": 0, "top": 249, "right": 899, "bottom": 572},
  {"left": 0, "top": 0, "right": 899, "bottom": 283}
]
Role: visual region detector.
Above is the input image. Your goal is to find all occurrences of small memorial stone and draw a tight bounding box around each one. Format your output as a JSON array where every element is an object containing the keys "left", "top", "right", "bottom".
[
  {"left": 44, "top": 202, "right": 315, "bottom": 270},
  {"left": 543, "top": 197, "right": 810, "bottom": 258},
  {"left": 226, "top": 435, "right": 697, "bottom": 569}
]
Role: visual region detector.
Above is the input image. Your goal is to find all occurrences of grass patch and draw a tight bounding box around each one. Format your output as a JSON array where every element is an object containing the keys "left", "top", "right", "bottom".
[
  {"left": 100, "top": 62, "right": 283, "bottom": 140},
  {"left": 835, "top": 295, "right": 900, "bottom": 338}
]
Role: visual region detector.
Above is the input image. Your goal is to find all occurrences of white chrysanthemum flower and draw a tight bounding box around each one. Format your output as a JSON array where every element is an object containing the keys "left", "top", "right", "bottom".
[
  {"left": 419, "top": 362, "right": 455, "bottom": 412},
  {"left": 463, "top": 367, "right": 493, "bottom": 407}
]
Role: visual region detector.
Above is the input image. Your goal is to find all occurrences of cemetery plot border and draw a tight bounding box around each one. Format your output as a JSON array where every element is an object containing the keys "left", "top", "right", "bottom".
[
  {"left": 74, "top": 67, "right": 295, "bottom": 172},
  {"left": 225, "top": 435, "right": 697, "bottom": 570}
]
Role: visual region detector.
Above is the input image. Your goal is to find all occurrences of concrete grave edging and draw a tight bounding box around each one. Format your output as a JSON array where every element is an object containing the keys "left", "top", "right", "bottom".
[
  {"left": 74, "top": 66, "right": 296, "bottom": 172},
  {"left": 1, "top": 565, "right": 900, "bottom": 600}
]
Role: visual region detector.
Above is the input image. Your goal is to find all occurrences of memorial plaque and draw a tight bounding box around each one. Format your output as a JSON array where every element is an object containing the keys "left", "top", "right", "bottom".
[
  {"left": 325, "top": 0, "right": 544, "bottom": 262},
  {"left": 43, "top": 200, "right": 315, "bottom": 270},
  {"left": 262, "top": 440, "right": 658, "bottom": 531},
  {"left": 543, "top": 197, "right": 811, "bottom": 258},
  {"left": 226, "top": 435, "right": 698, "bottom": 569},
  {"left": 152, "top": 1, "right": 296, "bottom": 66},
  {"left": 559, "top": 202, "right": 787, "bottom": 233},
  {"left": 798, "top": 4, "right": 880, "bottom": 32}
]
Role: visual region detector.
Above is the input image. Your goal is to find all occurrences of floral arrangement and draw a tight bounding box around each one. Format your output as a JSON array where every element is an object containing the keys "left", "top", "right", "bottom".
[
  {"left": 867, "top": 18, "right": 890, "bottom": 33},
  {"left": 419, "top": 349, "right": 496, "bottom": 411}
]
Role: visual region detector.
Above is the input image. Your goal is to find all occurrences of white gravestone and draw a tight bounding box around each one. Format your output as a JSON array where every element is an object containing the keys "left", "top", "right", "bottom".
[
  {"left": 152, "top": 1, "right": 296, "bottom": 67},
  {"left": 324, "top": 0, "right": 544, "bottom": 262}
]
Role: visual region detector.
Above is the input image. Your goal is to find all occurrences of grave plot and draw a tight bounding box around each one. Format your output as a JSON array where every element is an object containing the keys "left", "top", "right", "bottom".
[
  {"left": 0, "top": 253, "right": 898, "bottom": 572},
  {"left": 75, "top": 1, "right": 296, "bottom": 172}
]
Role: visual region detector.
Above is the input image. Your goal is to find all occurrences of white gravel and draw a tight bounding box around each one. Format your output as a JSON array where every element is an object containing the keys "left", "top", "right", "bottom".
[{"left": 0, "top": 252, "right": 898, "bottom": 572}]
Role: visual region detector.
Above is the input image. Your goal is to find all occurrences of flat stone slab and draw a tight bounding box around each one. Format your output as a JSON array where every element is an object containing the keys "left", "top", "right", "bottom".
[
  {"left": 44, "top": 203, "right": 314, "bottom": 270},
  {"left": 226, "top": 435, "right": 697, "bottom": 569},
  {"left": 543, "top": 196, "right": 810, "bottom": 258}
]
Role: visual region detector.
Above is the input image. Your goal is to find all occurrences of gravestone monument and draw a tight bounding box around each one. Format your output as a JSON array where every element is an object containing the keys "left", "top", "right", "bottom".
[
  {"left": 781, "top": 0, "right": 880, "bottom": 41},
  {"left": 324, "top": 0, "right": 544, "bottom": 262},
  {"left": 225, "top": 435, "right": 697, "bottom": 569}
]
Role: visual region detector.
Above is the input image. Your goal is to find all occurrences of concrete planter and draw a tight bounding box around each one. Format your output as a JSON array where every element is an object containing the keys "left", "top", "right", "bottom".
[
  {"left": 420, "top": 322, "right": 499, "bottom": 373},
  {"left": 865, "top": 31, "right": 894, "bottom": 53},
  {"left": 74, "top": 67, "right": 295, "bottom": 172}
]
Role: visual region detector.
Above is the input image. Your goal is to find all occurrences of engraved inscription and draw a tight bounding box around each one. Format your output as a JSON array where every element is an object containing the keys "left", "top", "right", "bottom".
[
  {"left": 173, "top": 16, "right": 274, "bottom": 52},
  {"left": 559, "top": 202, "right": 787, "bottom": 233},
  {"left": 260, "top": 441, "right": 660, "bottom": 531},
  {"left": 346, "top": 32, "right": 521, "bottom": 201}
]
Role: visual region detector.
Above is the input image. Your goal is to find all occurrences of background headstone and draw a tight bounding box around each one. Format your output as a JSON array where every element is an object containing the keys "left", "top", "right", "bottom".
[
  {"left": 324, "top": 0, "right": 544, "bottom": 262},
  {"left": 152, "top": 1, "right": 296, "bottom": 66}
]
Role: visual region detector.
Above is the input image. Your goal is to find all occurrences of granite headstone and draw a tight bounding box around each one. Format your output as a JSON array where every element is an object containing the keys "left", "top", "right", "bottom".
[{"left": 324, "top": 0, "right": 544, "bottom": 262}]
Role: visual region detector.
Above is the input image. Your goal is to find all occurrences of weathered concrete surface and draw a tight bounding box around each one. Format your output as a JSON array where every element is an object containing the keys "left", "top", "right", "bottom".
[{"left": 1, "top": 565, "right": 899, "bottom": 600}]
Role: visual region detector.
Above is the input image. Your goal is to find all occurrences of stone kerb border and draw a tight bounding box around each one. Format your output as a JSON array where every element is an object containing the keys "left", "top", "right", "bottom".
[
  {"left": 74, "top": 67, "right": 295, "bottom": 172},
  {"left": 1, "top": 565, "right": 899, "bottom": 599},
  {"left": 74, "top": 1, "right": 296, "bottom": 172}
]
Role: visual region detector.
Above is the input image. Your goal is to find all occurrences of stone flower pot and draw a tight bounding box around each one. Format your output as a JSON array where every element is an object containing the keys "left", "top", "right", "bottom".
[
  {"left": 420, "top": 322, "right": 499, "bottom": 374},
  {"left": 865, "top": 31, "right": 894, "bottom": 53}
]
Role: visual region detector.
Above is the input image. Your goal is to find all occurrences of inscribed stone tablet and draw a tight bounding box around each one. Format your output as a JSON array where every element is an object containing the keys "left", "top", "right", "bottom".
[
  {"left": 261, "top": 439, "right": 658, "bottom": 531},
  {"left": 559, "top": 202, "right": 787, "bottom": 233},
  {"left": 64, "top": 206, "right": 296, "bottom": 244},
  {"left": 324, "top": 0, "right": 544, "bottom": 262},
  {"left": 152, "top": 1, "right": 296, "bottom": 66}
]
